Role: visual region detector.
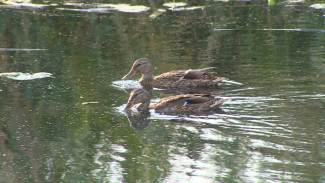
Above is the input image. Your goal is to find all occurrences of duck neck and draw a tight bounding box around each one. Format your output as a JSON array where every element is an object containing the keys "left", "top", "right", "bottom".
[
  {"left": 139, "top": 71, "right": 154, "bottom": 85},
  {"left": 137, "top": 100, "right": 150, "bottom": 111}
]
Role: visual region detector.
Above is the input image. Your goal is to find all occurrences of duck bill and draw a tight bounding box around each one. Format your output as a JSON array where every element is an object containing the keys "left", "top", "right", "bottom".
[
  {"left": 122, "top": 70, "right": 136, "bottom": 80},
  {"left": 124, "top": 102, "right": 135, "bottom": 111}
]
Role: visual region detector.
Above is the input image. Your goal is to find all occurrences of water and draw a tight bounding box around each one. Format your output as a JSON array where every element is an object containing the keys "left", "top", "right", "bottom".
[{"left": 0, "top": 1, "right": 325, "bottom": 183}]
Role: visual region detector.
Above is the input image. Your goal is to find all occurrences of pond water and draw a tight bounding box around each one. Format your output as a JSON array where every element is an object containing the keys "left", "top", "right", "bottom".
[{"left": 0, "top": 1, "right": 325, "bottom": 183}]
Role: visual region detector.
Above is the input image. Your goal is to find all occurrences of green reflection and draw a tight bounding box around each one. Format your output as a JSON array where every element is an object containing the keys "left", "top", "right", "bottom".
[{"left": 0, "top": 1, "right": 324, "bottom": 183}]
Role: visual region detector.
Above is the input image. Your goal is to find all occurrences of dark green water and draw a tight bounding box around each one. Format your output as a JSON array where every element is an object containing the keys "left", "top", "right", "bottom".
[{"left": 0, "top": 1, "right": 324, "bottom": 182}]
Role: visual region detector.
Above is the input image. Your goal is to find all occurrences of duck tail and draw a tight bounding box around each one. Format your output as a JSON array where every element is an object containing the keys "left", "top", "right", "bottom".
[
  {"left": 195, "top": 67, "right": 216, "bottom": 72},
  {"left": 210, "top": 98, "right": 231, "bottom": 108},
  {"left": 212, "top": 77, "right": 227, "bottom": 82}
]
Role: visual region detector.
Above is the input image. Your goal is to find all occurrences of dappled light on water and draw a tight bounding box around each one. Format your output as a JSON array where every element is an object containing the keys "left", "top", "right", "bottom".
[
  {"left": 58, "top": 3, "right": 150, "bottom": 13},
  {"left": 0, "top": 1, "right": 206, "bottom": 14},
  {"left": 310, "top": 3, "right": 325, "bottom": 9},
  {"left": 111, "top": 80, "right": 142, "bottom": 90}
]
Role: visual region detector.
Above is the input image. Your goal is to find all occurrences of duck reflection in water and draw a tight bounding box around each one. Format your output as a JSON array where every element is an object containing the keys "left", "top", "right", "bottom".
[
  {"left": 126, "top": 110, "right": 151, "bottom": 130},
  {"left": 122, "top": 58, "right": 227, "bottom": 89},
  {"left": 124, "top": 88, "right": 230, "bottom": 115}
]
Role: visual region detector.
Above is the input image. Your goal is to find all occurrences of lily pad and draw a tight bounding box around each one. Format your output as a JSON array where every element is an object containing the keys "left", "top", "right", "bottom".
[
  {"left": 0, "top": 72, "right": 53, "bottom": 80},
  {"left": 310, "top": 3, "right": 325, "bottom": 9}
]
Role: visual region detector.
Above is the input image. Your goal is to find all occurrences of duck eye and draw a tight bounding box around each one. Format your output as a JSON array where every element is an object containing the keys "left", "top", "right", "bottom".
[
  {"left": 134, "top": 63, "right": 142, "bottom": 69},
  {"left": 132, "top": 92, "right": 140, "bottom": 98}
]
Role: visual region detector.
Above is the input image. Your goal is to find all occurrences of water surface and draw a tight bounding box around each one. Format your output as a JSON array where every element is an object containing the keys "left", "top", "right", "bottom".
[{"left": 0, "top": 1, "right": 324, "bottom": 183}]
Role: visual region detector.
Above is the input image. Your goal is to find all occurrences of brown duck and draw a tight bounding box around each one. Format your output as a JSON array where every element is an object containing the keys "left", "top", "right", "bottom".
[
  {"left": 122, "top": 58, "right": 227, "bottom": 89},
  {"left": 124, "top": 88, "right": 230, "bottom": 114}
]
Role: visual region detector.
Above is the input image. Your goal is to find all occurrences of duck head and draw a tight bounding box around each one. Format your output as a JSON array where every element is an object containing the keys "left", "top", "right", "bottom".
[
  {"left": 124, "top": 88, "right": 151, "bottom": 111},
  {"left": 122, "top": 58, "right": 153, "bottom": 80}
]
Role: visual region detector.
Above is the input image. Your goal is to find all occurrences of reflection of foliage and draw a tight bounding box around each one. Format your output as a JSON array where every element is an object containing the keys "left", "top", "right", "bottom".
[{"left": 0, "top": 1, "right": 325, "bottom": 182}]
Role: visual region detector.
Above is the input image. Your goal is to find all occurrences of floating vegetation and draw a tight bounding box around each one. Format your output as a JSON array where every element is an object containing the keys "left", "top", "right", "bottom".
[
  {"left": 0, "top": 72, "right": 53, "bottom": 80},
  {"left": 310, "top": 3, "right": 325, "bottom": 9}
]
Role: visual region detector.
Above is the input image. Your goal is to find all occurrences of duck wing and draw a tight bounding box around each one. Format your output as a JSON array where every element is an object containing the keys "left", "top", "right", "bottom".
[
  {"left": 150, "top": 95, "right": 191, "bottom": 110},
  {"left": 154, "top": 70, "right": 189, "bottom": 81},
  {"left": 183, "top": 67, "right": 216, "bottom": 79},
  {"left": 154, "top": 67, "right": 217, "bottom": 81},
  {"left": 150, "top": 94, "right": 229, "bottom": 113}
]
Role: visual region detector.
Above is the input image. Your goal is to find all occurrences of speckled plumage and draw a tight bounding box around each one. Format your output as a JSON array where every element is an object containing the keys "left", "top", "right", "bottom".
[
  {"left": 122, "top": 58, "right": 227, "bottom": 89},
  {"left": 124, "top": 88, "right": 230, "bottom": 114}
]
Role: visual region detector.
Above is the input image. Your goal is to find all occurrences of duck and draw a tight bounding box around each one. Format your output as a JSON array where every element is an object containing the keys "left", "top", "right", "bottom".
[
  {"left": 122, "top": 58, "right": 227, "bottom": 89},
  {"left": 124, "top": 88, "right": 230, "bottom": 114}
]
